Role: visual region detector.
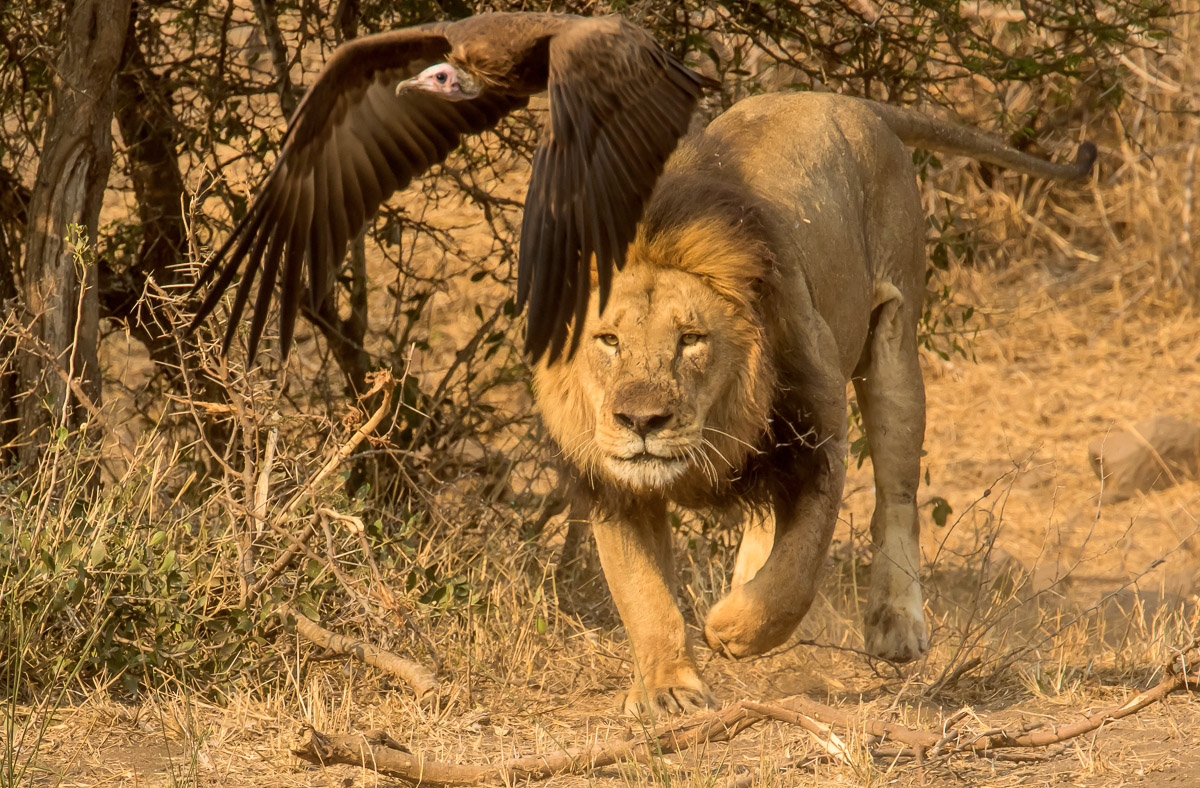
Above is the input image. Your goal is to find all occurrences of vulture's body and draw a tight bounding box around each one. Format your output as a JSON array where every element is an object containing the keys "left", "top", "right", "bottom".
[{"left": 191, "top": 12, "right": 715, "bottom": 363}]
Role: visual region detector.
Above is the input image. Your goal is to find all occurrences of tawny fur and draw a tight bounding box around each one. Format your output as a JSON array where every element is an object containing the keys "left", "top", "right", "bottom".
[{"left": 532, "top": 92, "right": 1090, "bottom": 717}]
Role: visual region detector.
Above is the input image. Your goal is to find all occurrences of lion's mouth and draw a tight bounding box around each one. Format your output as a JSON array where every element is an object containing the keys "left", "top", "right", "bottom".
[
  {"left": 619, "top": 451, "right": 679, "bottom": 464},
  {"left": 606, "top": 451, "right": 690, "bottom": 489}
]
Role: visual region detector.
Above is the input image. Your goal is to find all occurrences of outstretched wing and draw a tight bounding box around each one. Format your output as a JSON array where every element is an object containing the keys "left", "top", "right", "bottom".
[
  {"left": 518, "top": 16, "right": 713, "bottom": 363},
  {"left": 190, "top": 27, "right": 526, "bottom": 359},
  {"left": 192, "top": 13, "right": 715, "bottom": 366}
]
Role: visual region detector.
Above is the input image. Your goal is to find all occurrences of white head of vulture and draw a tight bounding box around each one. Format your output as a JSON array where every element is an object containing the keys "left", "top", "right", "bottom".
[{"left": 189, "top": 12, "right": 719, "bottom": 365}]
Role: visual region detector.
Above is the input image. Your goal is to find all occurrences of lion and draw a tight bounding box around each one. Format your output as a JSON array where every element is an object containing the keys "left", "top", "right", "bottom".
[{"left": 534, "top": 92, "right": 1095, "bottom": 716}]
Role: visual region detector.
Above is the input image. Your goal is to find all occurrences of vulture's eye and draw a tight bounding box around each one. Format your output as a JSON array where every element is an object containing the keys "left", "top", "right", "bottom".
[
  {"left": 435, "top": 71, "right": 448, "bottom": 83},
  {"left": 680, "top": 333, "right": 705, "bottom": 346},
  {"left": 597, "top": 333, "right": 619, "bottom": 347}
]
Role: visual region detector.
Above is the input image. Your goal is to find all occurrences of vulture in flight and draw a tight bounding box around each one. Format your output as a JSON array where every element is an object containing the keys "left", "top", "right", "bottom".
[{"left": 190, "top": 12, "right": 717, "bottom": 364}]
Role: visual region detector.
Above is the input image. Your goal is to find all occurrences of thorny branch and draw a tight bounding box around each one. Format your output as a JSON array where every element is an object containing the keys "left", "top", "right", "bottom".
[{"left": 242, "top": 370, "right": 396, "bottom": 608}]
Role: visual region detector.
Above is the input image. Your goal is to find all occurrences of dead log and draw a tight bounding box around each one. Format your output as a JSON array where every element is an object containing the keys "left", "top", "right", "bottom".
[{"left": 290, "top": 610, "right": 438, "bottom": 702}]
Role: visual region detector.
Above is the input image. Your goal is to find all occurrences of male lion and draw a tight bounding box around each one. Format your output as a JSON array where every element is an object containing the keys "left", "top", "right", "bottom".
[{"left": 534, "top": 92, "right": 1095, "bottom": 716}]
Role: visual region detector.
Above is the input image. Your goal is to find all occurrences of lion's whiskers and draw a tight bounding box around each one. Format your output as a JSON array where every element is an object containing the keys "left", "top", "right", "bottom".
[
  {"left": 558, "top": 427, "right": 596, "bottom": 461},
  {"left": 683, "top": 446, "right": 703, "bottom": 483},
  {"left": 685, "top": 444, "right": 718, "bottom": 485},
  {"left": 701, "top": 437, "right": 735, "bottom": 469},
  {"left": 682, "top": 446, "right": 701, "bottom": 483},
  {"left": 579, "top": 437, "right": 602, "bottom": 475},
  {"left": 704, "top": 426, "right": 763, "bottom": 455}
]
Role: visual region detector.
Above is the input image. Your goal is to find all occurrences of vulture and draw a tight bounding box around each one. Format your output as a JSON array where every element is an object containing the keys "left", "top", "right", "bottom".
[{"left": 190, "top": 12, "right": 717, "bottom": 365}]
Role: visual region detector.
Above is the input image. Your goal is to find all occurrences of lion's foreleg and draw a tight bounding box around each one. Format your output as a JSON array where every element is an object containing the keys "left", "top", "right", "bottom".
[
  {"left": 704, "top": 442, "right": 845, "bottom": 659},
  {"left": 705, "top": 313, "right": 850, "bottom": 659},
  {"left": 591, "top": 499, "right": 715, "bottom": 716}
]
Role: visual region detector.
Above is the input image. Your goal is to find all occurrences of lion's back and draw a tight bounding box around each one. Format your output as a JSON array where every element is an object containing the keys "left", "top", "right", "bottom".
[{"left": 675, "top": 92, "right": 925, "bottom": 376}]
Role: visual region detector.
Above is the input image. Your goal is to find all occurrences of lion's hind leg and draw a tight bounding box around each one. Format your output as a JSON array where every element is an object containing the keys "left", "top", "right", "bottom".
[
  {"left": 731, "top": 507, "right": 775, "bottom": 589},
  {"left": 853, "top": 282, "right": 929, "bottom": 663}
]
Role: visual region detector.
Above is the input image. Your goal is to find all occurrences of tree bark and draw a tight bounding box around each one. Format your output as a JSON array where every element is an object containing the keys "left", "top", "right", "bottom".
[
  {"left": 17, "top": 0, "right": 131, "bottom": 465},
  {"left": 250, "top": 0, "right": 298, "bottom": 117}
]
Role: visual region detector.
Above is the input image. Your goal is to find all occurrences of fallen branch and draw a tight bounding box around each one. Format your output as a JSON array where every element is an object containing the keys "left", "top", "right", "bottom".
[
  {"left": 292, "top": 701, "right": 761, "bottom": 785},
  {"left": 290, "top": 639, "right": 1200, "bottom": 786},
  {"left": 768, "top": 640, "right": 1200, "bottom": 759},
  {"left": 290, "top": 609, "right": 438, "bottom": 702}
]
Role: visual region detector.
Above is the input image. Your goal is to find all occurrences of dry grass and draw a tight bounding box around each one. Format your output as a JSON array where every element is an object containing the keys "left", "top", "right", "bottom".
[{"left": 7, "top": 4, "right": 1200, "bottom": 788}]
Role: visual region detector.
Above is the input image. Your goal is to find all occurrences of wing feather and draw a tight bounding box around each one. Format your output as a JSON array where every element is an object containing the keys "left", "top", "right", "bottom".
[
  {"left": 519, "top": 16, "right": 710, "bottom": 363},
  {"left": 278, "top": 171, "right": 314, "bottom": 354},
  {"left": 221, "top": 222, "right": 272, "bottom": 355},
  {"left": 323, "top": 125, "right": 351, "bottom": 307},
  {"left": 515, "top": 145, "right": 546, "bottom": 309},
  {"left": 246, "top": 179, "right": 300, "bottom": 361},
  {"left": 308, "top": 146, "right": 335, "bottom": 308}
]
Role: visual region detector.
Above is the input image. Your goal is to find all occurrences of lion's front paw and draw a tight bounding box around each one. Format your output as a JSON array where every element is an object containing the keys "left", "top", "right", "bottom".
[
  {"left": 620, "top": 681, "right": 716, "bottom": 718},
  {"left": 863, "top": 600, "right": 928, "bottom": 663},
  {"left": 618, "top": 659, "right": 716, "bottom": 718},
  {"left": 704, "top": 586, "right": 802, "bottom": 659}
]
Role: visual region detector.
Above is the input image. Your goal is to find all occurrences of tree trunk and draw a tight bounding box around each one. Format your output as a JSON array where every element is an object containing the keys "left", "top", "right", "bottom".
[
  {"left": 107, "top": 18, "right": 191, "bottom": 371},
  {"left": 0, "top": 168, "right": 30, "bottom": 459},
  {"left": 16, "top": 0, "right": 131, "bottom": 466}
]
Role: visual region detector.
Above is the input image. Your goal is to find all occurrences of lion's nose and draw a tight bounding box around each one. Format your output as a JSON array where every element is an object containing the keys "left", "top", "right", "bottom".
[{"left": 613, "top": 410, "right": 674, "bottom": 437}]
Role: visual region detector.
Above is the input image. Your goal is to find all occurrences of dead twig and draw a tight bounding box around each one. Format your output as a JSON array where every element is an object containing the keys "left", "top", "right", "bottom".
[
  {"left": 290, "top": 609, "right": 439, "bottom": 702},
  {"left": 241, "top": 371, "right": 395, "bottom": 608},
  {"left": 9, "top": 316, "right": 137, "bottom": 463},
  {"left": 276, "top": 370, "right": 394, "bottom": 522},
  {"left": 768, "top": 638, "right": 1200, "bottom": 759},
  {"left": 291, "top": 639, "right": 1200, "bottom": 785}
]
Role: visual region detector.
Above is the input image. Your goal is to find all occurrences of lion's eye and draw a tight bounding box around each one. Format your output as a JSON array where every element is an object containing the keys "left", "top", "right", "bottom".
[
  {"left": 680, "top": 333, "right": 705, "bottom": 346},
  {"left": 597, "top": 333, "right": 619, "bottom": 347}
]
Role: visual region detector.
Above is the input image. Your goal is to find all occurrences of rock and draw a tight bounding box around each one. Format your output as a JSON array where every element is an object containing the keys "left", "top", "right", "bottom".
[{"left": 1089, "top": 416, "right": 1200, "bottom": 503}]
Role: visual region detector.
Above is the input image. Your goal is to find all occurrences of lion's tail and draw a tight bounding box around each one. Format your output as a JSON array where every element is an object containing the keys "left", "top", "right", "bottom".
[{"left": 860, "top": 99, "right": 1097, "bottom": 181}]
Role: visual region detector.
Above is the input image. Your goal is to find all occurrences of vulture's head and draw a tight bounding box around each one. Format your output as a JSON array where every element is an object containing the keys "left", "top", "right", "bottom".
[{"left": 397, "top": 63, "right": 480, "bottom": 101}]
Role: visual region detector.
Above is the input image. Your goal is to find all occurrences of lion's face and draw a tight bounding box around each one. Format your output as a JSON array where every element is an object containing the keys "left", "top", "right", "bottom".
[
  {"left": 535, "top": 222, "right": 776, "bottom": 496},
  {"left": 580, "top": 266, "right": 745, "bottom": 490}
]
